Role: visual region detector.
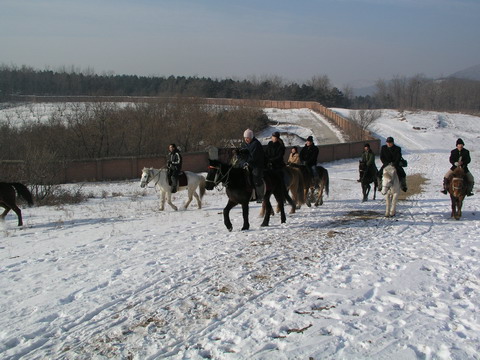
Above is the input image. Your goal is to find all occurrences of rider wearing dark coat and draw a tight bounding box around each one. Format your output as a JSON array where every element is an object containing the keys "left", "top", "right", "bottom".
[
  {"left": 300, "top": 136, "right": 319, "bottom": 179},
  {"left": 265, "top": 132, "right": 286, "bottom": 170},
  {"left": 241, "top": 129, "right": 265, "bottom": 202},
  {"left": 167, "top": 144, "right": 182, "bottom": 193},
  {"left": 441, "top": 138, "right": 474, "bottom": 196},
  {"left": 379, "top": 137, "right": 407, "bottom": 192},
  {"left": 358, "top": 143, "right": 377, "bottom": 182}
]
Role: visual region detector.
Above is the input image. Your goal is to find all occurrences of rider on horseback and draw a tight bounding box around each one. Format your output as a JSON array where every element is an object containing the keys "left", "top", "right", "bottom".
[
  {"left": 167, "top": 143, "right": 182, "bottom": 193},
  {"left": 441, "top": 138, "right": 474, "bottom": 196},
  {"left": 240, "top": 129, "right": 265, "bottom": 203},
  {"left": 300, "top": 136, "right": 319, "bottom": 185},
  {"left": 378, "top": 137, "right": 407, "bottom": 192},
  {"left": 358, "top": 143, "right": 377, "bottom": 182}
]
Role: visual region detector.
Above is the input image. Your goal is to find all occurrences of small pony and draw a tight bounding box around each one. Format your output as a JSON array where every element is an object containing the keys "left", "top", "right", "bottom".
[
  {"left": 291, "top": 164, "right": 329, "bottom": 207},
  {"left": 448, "top": 166, "right": 467, "bottom": 220},
  {"left": 359, "top": 160, "right": 378, "bottom": 202},
  {"left": 140, "top": 168, "right": 206, "bottom": 211},
  {"left": 381, "top": 164, "right": 401, "bottom": 217},
  {"left": 0, "top": 182, "right": 34, "bottom": 226}
]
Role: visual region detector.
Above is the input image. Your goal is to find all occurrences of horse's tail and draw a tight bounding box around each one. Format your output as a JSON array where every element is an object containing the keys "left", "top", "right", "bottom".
[
  {"left": 295, "top": 167, "right": 305, "bottom": 204},
  {"left": 10, "top": 183, "right": 34, "bottom": 206},
  {"left": 199, "top": 175, "right": 206, "bottom": 199},
  {"left": 322, "top": 167, "right": 330, "bottom": 196}
]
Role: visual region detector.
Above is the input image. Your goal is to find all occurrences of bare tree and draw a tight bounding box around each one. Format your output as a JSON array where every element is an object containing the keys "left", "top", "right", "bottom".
[{"left": 349, "top": 109, "right": 382, "bottom": 140}]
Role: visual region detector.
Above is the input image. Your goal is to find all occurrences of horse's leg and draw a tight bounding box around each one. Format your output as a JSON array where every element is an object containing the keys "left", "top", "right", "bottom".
[
  {"left": 166, "top": 191, "right": 178, "bottom": 211},
  {"left": 11, "top": 205, "right": 23, "bottom": 226},
  {"left": 261, "top": 192, "right": 273, "bottom": 227},
  {"left": 458, "top": 197, "right": 463, "bottom": 219},
  {"left": 223, "top": 200, "right": 237, "bottom": 231},
  {"left": 183, "top": 187, "right": 194, "bottom": 209},
  {"left": 385, "top": 194, "right": 391, "bottom": 217},
  {"left": 192, "top": 189, "right": 202, "bottom": 209},
  {"left": 277, "top": 192, "right": 287, "bottom": 224},
  {"left": 240, "top": 202, "right": 250, "bottom": 231},
  {"left": 391, "top": 193, "right": 399, "bottom": 217},
  {"left": 315, "top": 182, "right": 324, "bottom": 206},
  {"left": 373, "top": 180, "right": 377, "bottom": 200},
  {"left": 0, "top": 204, "right": 10, "bottom": 220},
  {"left": 450, "top": 195, "right": 456, "bottom": 218}
]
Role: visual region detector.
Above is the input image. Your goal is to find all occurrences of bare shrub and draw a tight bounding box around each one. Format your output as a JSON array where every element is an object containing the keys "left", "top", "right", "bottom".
[{"left": 349, "top": 109, "right": 382, "bottom": 140}]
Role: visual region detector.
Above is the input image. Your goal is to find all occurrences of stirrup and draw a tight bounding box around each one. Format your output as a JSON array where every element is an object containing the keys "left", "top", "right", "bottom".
[{"left": 467, "top": 192, "right": 474, "bottom": 197}]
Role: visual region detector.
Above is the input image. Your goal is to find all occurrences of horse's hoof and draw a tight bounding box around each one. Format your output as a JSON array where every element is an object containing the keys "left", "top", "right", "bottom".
[
  {"left": 260, "top": 223, "right": 268, "bottom": 227},
  {"left": 227, "top": 227, "right": 233, "bottom": 232}
]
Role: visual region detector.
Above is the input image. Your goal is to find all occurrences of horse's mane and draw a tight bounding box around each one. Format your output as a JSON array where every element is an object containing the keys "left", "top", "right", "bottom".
[{"left": 452, "top": 166, "right": 465, "bottom": 178}]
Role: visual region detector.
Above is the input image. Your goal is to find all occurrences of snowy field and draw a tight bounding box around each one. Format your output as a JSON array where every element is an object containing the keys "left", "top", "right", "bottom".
[{"left": 1, "top": 108, "right": 479, "bottom": 359}]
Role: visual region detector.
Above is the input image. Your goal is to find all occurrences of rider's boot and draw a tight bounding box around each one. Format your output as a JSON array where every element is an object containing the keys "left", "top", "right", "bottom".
[
  {"left": 255, "top": 183, "right": 265, "bottom": 203},
  {"left": 400, "top": 177, "right": 408, "bottom": 192},
  {"left": 466, "top": 181, "right": 474, "bottom": 196},
  {"left": 171, "top": 178, "right": 177, "bottom": 193},
  {"left": 440, "top": 177, "right": 448, "bottom": 194}
]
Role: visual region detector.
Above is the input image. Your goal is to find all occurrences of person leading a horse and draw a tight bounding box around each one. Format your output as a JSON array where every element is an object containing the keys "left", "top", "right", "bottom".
[
  {"left": 441, "top": 138, "right": 474, "bottom": 196},
  {"left": 378, "top": 137, "right": 407, "bottom": 192},
  {"left": 240, "top": 129, "right": 265, "bottom": 203},
  {"left": 167, "top": 143, "right": 182, "bottom": 193},
  {"left": 300, "top": 136, "right": 319, "bottom": 183},
  {"left": 358, "top": 143, "right": 377, "bottom": 182}
]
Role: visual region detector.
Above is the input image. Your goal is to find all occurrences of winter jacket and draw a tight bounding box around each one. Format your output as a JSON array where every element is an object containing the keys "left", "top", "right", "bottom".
[
  {"left": 167, "top": 150, "right": 182, "bottom": 171},
  {"left": 265, "top": 140, "right": 286, "bottom": 169},
  {"left": 288, "top": 152, "right": 301, "bottom": 165},
  {"left": 241, "top": 137, "right": 265, "bottom": 170},
  {"left": 450, "top": 147, "right": 471, "bottom": 173},
  {"left": 380, "top": 144, "right": 405, "bottom": 178},
  {"left": 361, "top": 150, "right": 376, "bottom": 168},
  {"left": 300, "top": 144, "right": 319, "bottom": 167}
]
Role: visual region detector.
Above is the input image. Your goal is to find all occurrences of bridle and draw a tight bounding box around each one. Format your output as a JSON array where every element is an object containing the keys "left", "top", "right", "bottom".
[
  {"left": 141, "top": 168, "right": 161, "bottom": 188},
  {"left": 206, "top": 164, "right": 233, "bottom": 190}
]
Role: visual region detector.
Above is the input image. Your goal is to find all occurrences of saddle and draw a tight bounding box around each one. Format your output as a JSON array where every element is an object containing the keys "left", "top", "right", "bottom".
[{"left": 168, "top": 171, "right": 188, "bottom": 187}]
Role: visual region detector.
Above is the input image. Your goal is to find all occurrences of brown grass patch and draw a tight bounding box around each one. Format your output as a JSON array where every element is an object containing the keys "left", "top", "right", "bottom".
[{"left": 399, "top": 173, "right": 428, "bottom": 200}]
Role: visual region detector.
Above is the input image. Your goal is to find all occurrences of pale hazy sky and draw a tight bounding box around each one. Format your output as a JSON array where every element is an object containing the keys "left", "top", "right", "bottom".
[{"left": 1, "top": 0, "right": 479, "bottom": 87}]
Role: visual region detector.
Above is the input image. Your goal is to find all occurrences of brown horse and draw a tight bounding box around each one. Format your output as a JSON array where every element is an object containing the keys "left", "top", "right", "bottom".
[
  {"left": 290, "top": 164, "right": 329, "bottom": 206},
  {"left": 260, "top": 165, "right": 305, "bottom": 217},
  {"left": 0, "top": 182, "right": 34, "bottom": 226},
  {"left": 448, "top": 167, "right": 467, "bottom": 220}
]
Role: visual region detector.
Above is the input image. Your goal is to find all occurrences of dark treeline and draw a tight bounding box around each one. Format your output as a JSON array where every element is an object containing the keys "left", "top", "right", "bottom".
[{"left": 0, "top": 65, "right": 350, "bottom": 108}]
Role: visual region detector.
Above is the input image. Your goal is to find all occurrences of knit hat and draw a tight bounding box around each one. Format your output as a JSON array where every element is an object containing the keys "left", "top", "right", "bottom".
[
  {"left": 386, "top": 136, "right": 394, "bottom": 143},
  {"left": 272, "top": 131, "right": 280, "bottom": 138},
  {"left": 306, "top": 136, "right": 314, "bottom": 142},
  {"left": 364, "top": 143, "right": 370, "bottom": 148},
  {"left": 456, "top": 138, "right": 465, "bottom": 145},
  {"left": 243, "top": 129, "right": 254, "bottom": 139}
]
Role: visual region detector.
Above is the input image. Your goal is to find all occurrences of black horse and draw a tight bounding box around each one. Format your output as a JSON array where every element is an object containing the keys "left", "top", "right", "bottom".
[
  {"left": 205, "top": 160, "right": 295, "bottom": 231},
  {"left": 359, "top": 160, "right": 378, "bottom": 202},
  {"left": 0, "top": 182, "right": 34, "bottom": 226}
]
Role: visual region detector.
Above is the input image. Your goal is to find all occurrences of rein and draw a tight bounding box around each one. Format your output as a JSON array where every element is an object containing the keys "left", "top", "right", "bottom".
[{"left": 207, "top": 164, "right": 234, "bottom": 190}]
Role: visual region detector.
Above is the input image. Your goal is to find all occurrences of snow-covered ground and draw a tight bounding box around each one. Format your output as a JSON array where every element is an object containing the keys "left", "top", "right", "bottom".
[{"left": 1, "top": 109, "right": 479, "bottom": 359}]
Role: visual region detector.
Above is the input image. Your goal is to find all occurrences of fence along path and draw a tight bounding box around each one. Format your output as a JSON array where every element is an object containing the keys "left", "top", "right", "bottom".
[{"left": 1, "top": 97, "right": 379, "bottom": 182}]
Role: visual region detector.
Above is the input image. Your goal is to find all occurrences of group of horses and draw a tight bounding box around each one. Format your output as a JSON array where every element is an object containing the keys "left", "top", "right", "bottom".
[
  {"left": 0, "top": 155, "right": 470, "bottom": 228},
  {"left": 359, "top": 160, "right": 468, "bottom": 219}
]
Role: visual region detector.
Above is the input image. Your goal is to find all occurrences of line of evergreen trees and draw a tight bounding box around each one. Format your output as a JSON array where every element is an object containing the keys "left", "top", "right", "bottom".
[{"left": 0, "top": 65, "right": 350, "bottom": 107}]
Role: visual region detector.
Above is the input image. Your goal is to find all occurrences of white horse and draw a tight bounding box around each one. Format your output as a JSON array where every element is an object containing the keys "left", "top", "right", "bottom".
[
  {"left": 140, "top": 167, "right": 206, "bottom": 211},
  {"left": 381, "top": 164, "right": 401, "bottom": 217}
]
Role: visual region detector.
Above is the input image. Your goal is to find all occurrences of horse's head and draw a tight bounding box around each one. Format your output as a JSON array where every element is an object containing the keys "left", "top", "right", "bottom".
[
  {"left": 381, "top": 164, "right": 397, "bottom": 195},
  {"left": 450, "top": 166, "right": 466, "bottom": 198},
  {"left": 205, "top": 161, "right": 222, "bottom": 190},
  {"left": 140, "top": 167, "right": 154, "bottom": 188}
]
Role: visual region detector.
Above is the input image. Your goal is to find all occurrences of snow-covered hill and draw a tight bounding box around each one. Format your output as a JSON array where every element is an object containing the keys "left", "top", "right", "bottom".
[{"left": 1, "top": 109, "right": 479, "bottom": 359}]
